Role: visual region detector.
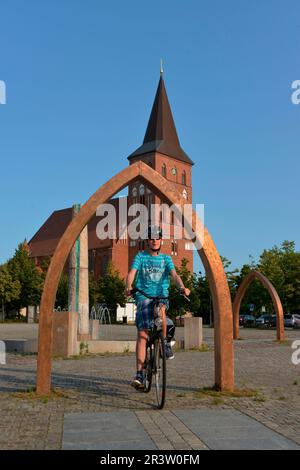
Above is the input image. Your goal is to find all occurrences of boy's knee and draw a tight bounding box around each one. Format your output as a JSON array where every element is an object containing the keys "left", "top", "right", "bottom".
[{"left": 138, "top": 330, "right": 148, "bottom": 341}]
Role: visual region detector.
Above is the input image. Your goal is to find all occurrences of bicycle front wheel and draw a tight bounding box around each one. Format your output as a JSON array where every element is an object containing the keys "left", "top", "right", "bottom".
[
  {"left": 143, "top": 342, "right": 153, "bottom": 393},
  {"left": 154, "top": 332, "right": 166, "bottom": 409}
]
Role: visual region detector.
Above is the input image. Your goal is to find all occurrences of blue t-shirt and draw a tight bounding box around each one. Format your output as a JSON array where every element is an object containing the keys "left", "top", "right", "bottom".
[{"left": 131, "top": 251, "right": 175, "bottom": 302}]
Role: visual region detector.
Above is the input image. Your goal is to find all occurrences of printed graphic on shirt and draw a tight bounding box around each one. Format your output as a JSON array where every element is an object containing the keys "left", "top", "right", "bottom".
[{"left": 131, "top": 252, "right": 175, "bottom": 301}]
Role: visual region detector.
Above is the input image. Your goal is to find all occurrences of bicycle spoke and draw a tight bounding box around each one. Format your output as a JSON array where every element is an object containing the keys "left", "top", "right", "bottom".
[
  {"left": 154, "top": 334, "right": 166, "bottom": 409},
  {"left": 143, "top": 343, "right": 153, "bottom": 393}
]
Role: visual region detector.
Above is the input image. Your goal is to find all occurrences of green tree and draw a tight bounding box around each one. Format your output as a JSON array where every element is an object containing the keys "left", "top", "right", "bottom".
[
  {"left": 0, "top": 264, "right": 21, "bottom": 321},
  {"left": 258, "top": 241, "right": 300, "bottom": 313},
  {"left": 97, "top": 261, "right": 126, "bottom": 318},
  {"left": 194, "top": 270, "right": 211, "bottom": 324},
  {"left": 237, "top": 260, "right": 266, "bottom": 316},
  {"left": 220, "top": 256, "right": 240, "bottom": 299},
  {"left": 168, "top": 258, "right": 200, "bottom": 318},
  {"left": 237, "top": 242, "right": 300, "bottom": 316},
  {"left": 89, "top": 272, "right": 100, "bottom": 308},
  {"left": 7, "top": 242, "right": 44, "bottom": 310},
  {"left": 55, "top": 272, "right": 69, "bottom": 309}
]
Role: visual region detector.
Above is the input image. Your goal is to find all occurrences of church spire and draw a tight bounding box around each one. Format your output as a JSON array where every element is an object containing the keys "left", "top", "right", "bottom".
[
  {"left": 128, "top": 73, "right": 193, "bottom": 165},
  {"left": 160, "top": 58, "right": 163, "bottom": 76}
]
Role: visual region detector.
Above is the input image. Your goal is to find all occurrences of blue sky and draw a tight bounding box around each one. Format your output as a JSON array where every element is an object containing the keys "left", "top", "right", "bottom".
[{"left": 0, "top": 0, "right": 299, "bottom": 273}]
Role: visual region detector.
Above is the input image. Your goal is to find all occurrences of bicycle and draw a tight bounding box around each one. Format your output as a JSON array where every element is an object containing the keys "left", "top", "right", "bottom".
[{"left": 131, "top": 287, "right": 189, "bottom": 410}]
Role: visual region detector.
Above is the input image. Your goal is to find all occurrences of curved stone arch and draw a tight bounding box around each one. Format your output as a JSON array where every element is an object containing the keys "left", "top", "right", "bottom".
[
  {"left": 36, "top": 161, "right": 234, "bottom": 394},
  {"left": 233, "top": 270, "right": 284, "bottom": 341}
]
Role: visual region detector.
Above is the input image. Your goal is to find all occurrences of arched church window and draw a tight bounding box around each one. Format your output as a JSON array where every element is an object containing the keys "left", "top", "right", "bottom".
[
  {"left": 162, "top": 164, "right": 167, "bottom": 178},
  {"left": 182, "top": 170, "right": 186, "bottom": 185},
  {"left": 171, "top": 166, "right": 178, "bottom": 182}
]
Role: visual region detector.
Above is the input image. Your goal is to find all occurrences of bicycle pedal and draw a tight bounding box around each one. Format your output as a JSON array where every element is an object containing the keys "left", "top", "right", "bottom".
[{"left": 170, "top": 340, "right": 176, "bottom": 347}]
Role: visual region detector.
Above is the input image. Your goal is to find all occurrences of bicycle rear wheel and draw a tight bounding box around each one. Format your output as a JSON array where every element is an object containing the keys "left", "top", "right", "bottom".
[
  {"left": 143, "top": 342, "right": 153, "bottom": 393},
  {"left": 154, "top": 332, "right": 166, "bottom": 409}
]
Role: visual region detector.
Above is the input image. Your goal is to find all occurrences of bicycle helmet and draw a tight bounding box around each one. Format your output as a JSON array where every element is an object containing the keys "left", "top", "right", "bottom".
[{"left": 147, "top": 225, "right": 163, "bottom": 240}]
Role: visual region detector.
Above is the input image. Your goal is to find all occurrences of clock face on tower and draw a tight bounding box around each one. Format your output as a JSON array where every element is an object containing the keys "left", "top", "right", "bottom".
[{"left": 171, "top": 167, "right": 177, "bottom": 175}]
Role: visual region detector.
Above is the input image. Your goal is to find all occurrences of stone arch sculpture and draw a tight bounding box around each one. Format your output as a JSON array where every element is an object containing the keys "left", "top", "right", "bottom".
[
  {"left": 233, "top": 270, "right": 284, "bottom": 341},
  {"left": 36, "top": 161, "right": 234, "bottom": 394}
]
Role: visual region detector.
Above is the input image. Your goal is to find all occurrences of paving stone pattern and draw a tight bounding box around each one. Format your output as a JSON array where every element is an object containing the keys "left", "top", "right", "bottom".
[{"left": 0, "top": 326, "right": 299, "bottom": 449}]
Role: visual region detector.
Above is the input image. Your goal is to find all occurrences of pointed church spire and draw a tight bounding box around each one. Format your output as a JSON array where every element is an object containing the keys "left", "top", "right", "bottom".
[{"left": 128, "top": 74, "right": 193, "bottom": 165}]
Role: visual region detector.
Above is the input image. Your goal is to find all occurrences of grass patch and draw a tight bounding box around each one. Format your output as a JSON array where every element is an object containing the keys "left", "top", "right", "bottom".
[
  {"left": 278, "top": 396, "right": 287, "bottom": 401},
  {"left": 212, "top": 397, "right": 224, "bottom": 406},
  {"left": 196, "top": 386, "right": 265, "bottom": 402},
  {"left": 54, "top": 351, "right": 135, "bottom": 360},
  {"left": 253, "top": 393, "right": 266, "bottom": 402},
  {"left": 12, "top": 387, "right": 75, "bottom": 402},
  {"left": 187, "top": 344, "right": 212, "bottom": 352},
  {"left": 273, "top": 340, "right": 291, "bottom": 346},
  {"left": 79, "top": 341, "right": 89, "bottom": 355},
  {"left": 0, "top": 318, "right": 27, "bottom": 323},
  {"left": 293, "top": 380, "right": 298, "bottom": 386},
  {"left": 123, "top": 343, "right": 131, "bottom": 354}
]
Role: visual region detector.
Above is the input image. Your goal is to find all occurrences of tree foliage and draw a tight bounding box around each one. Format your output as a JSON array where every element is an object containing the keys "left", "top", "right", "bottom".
[
  {"left": 1, "top": 238, "right": 299, "bottom": 323},
  {"left": 7, "top": 242, "right": 44, "bottom": 311},
  {"left": 95, "top": 261, "right": 126, "bottom": 316},
  {"left": 169, "top": 258, "right": 200, "bottom": 318},
  {"left": 55, "top": 272, "right": 69, "bottom": 310},
  {"left": 0, "top": 264, "right": 21, "bottom": 320}
]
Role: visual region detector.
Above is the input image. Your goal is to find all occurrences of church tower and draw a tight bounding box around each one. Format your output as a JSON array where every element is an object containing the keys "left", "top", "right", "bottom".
[{"left": 127, "top": 72, "right": 194, "bottom": 271}]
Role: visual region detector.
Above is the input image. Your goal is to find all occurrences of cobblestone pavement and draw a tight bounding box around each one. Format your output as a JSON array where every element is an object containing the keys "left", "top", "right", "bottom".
[{"left": 0, "top": 327, "right": 299, "bottom": 449}]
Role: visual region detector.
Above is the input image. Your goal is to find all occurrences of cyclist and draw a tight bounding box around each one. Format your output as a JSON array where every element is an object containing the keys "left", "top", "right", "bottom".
[{"left": 125, "top": 225, "right": 190, "bottom": 389}]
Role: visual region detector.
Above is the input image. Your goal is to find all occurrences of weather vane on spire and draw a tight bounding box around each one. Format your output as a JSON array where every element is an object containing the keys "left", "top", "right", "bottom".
[{"left": 160, "top": 58, "right": 164, "bottom": 76}]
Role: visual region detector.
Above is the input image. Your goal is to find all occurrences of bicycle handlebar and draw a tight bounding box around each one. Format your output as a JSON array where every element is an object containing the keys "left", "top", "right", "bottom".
[{"left": 130, "top": 287, "right": 190, "bottom": 302}]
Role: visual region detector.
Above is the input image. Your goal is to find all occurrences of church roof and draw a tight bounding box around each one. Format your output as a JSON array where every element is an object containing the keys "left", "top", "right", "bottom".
[
  {"left": 128, "top": 76, "right": 194, "bottom": 165},
  {"left": 28, "top": 200, "right": 122, "bottom": 257}
]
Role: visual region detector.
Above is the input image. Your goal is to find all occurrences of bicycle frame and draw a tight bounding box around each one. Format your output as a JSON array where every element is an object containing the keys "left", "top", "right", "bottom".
[
  {"left": 131, "top": 287, "right": 189, "bottom": 409},
  {"left": 131, "top": 288, "right": 167, "bottom": 408}
]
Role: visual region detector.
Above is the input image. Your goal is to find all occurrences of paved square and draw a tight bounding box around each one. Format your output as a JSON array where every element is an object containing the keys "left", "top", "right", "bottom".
[
  {"left": 62, "top": 409, "right": 299, "bottom": 450},
  {"left": 0, "top": 326, "right": 300, "bottom": 449},
  {"left": 63, "top": 411, "right": 157, "bottom": 450},
  {"left": 174, "top": 410, "right": 300, "bottom": 450}
]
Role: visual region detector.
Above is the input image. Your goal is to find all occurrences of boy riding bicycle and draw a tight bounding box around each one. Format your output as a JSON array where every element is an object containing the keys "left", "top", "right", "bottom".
[{"left": 125, "top": 225, "right": 190, "bottom": 389}]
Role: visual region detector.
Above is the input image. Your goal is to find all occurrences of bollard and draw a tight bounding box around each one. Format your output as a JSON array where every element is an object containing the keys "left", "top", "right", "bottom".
[
  {"left": 27, "top": 306, "right": 35, "bottom": 324},
  {"left": 184, "top": 317, "right": 203, "bottom": 349}
]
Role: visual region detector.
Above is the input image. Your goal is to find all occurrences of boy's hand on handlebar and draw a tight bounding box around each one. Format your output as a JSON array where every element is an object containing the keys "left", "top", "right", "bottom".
[
  {"left": 125, "top": 287, "right": 132, "bottom": 297},
  {"left": 180, "top": 287, "right": 190, "bottom": 297}
]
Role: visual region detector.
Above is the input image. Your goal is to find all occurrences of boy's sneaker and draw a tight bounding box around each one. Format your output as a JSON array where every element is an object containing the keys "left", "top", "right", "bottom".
[
  {"left": 131, "top": 371, "right": 144, "bottom": 389},
  {"left": 164, "top": 339, "right": 175, "bottom": 360}
]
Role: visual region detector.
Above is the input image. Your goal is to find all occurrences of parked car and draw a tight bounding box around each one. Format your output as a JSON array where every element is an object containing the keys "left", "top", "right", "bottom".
[
  {"left": 239, "top": 314, "right": 256, "bottom": 327},
  {"left": 284, "top": 314, "right": 300, "bottom": 329},
  {"left": 255, "top": 314, "right": 275, "bottom": 328},
  {"left": 294, "top": 315, "right": 300, "bottom": 329}
]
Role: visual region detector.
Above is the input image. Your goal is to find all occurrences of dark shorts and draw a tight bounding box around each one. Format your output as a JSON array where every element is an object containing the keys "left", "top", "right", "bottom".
[{"left": 135, "top": 298, "right": 169, "bottom": 331}]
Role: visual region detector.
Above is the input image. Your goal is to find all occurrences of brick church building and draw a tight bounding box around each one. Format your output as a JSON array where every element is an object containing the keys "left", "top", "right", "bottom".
[{"left": 28, "top": 74, "right": 194, "bottom": 280}]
